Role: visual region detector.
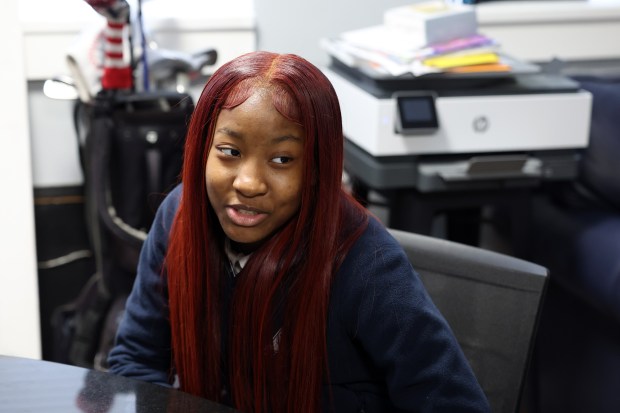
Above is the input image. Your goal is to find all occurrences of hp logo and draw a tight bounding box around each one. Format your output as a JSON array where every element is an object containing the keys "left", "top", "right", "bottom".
[{"left": 473, "top": 116, "right": 489, "bottom": 133}]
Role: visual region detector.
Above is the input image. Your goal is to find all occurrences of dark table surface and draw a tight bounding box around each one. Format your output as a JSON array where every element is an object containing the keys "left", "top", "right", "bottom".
[{"left": 0, "top": 355, "right": 240, "bottom": 413}]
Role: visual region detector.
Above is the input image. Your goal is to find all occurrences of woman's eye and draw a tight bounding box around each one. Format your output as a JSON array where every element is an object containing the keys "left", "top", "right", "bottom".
[
  {"left": 272, "top": 156, "right": 293, "bottom": 164},
  {"left": 219, "top": 147, "right": 241, "bottom": 157}
]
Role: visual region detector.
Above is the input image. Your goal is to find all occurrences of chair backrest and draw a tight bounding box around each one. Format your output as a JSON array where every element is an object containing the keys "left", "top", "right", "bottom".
[{"left": 388, "top": 228, "right": 548, "bottom": 413}]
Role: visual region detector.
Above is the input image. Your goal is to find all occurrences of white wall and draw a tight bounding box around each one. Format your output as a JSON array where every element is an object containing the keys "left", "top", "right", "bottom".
[
  {"left": 254, "top": 0, "right": 413, "bottom": 67},
  {"left": 254, "top": 0, "right": 620, "bottom": 70},
  {"left": 0, "top": 0, "right": 41, "bottom": 359}
]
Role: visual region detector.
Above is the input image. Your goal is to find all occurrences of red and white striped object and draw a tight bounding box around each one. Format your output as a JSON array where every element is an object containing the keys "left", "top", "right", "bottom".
[{"left": 84, "top": 0, "right": 133, "bottom": 90}]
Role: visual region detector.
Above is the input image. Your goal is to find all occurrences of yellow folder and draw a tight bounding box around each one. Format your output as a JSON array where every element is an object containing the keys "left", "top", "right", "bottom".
[{"left": 423, "top": 52, "right": 500, "bottom": 69}]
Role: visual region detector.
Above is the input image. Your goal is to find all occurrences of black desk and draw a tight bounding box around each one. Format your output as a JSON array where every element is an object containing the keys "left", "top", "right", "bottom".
[{"left": 0, "top": 355, "right": 239, "bottom": 413}]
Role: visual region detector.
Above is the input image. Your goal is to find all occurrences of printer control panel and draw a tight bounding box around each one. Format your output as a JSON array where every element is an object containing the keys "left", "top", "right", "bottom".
[{"left": 394, "top": 92, "right": 439, "bottom": 135}]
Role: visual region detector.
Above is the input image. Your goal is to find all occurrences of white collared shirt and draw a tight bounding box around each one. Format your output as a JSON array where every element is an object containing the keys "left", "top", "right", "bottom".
[{"left": 224, "top": 238, "right": 252, "bottom": 276}]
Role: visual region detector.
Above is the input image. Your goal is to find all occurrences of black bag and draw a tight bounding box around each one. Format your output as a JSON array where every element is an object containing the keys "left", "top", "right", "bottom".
[{"left": 52, "top": 90, "right": 194, "bottom": 369}]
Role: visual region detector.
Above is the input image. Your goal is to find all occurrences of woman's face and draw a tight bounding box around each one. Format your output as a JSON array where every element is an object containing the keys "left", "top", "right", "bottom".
[{"left": 205, "top": 89, "right": 305, "bottom": 252}]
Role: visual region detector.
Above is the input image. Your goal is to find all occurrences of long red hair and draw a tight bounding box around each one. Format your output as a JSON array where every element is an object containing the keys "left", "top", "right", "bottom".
[{"left": 166, "top": 51, "right": 368, "bottom": 413}]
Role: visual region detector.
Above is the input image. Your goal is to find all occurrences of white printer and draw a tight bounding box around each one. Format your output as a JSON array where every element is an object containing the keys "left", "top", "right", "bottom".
[{"left": 324, "top": 60, "right": 592, "bottom": 192}]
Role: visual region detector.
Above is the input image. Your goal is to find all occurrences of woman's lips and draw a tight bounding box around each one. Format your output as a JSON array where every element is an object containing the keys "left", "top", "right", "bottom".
[{"left": 226, "top": 205, "right": 268, "bottom": 227}]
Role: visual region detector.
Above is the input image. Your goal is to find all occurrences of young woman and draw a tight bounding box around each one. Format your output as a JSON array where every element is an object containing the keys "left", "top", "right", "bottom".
[{"left": 108, "top": 51, "right": 490, "bottom": 413}]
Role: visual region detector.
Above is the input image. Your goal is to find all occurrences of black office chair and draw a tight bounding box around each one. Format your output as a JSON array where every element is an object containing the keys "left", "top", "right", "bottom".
[{"left": 388, "top": 229, "right": 548, "bottom": 413}]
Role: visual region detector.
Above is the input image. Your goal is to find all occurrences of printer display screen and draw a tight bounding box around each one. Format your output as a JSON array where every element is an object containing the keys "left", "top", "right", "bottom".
[{"left": 396, "top": 94, "right": 438, "bottom": 134}]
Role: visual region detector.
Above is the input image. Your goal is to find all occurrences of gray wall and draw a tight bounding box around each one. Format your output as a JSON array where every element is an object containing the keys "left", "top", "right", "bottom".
[{"left": 254, "top": 0, "right": 413, "bottom": 67}]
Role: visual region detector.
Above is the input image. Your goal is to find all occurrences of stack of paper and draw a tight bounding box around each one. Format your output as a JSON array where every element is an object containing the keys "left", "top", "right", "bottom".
[
  {"left": 383, "top": 1, "right": 478, "bottom": 46},
  {"left": 321, "top": 1, "right": 512, "bottom": 77},
  {"left": 421, "top": 38, "right": 507, "bottom": 73}
]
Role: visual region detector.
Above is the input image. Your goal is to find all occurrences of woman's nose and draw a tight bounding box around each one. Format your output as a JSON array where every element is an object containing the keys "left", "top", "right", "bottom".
[{"left": 232, "top": 160, "right": 268, "bottom": 197}]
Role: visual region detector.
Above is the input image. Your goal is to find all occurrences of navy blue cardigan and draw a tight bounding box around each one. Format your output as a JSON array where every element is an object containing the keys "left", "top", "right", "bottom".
[{"left": 108, "top": 185, "right": 490, "bottom": 412}]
